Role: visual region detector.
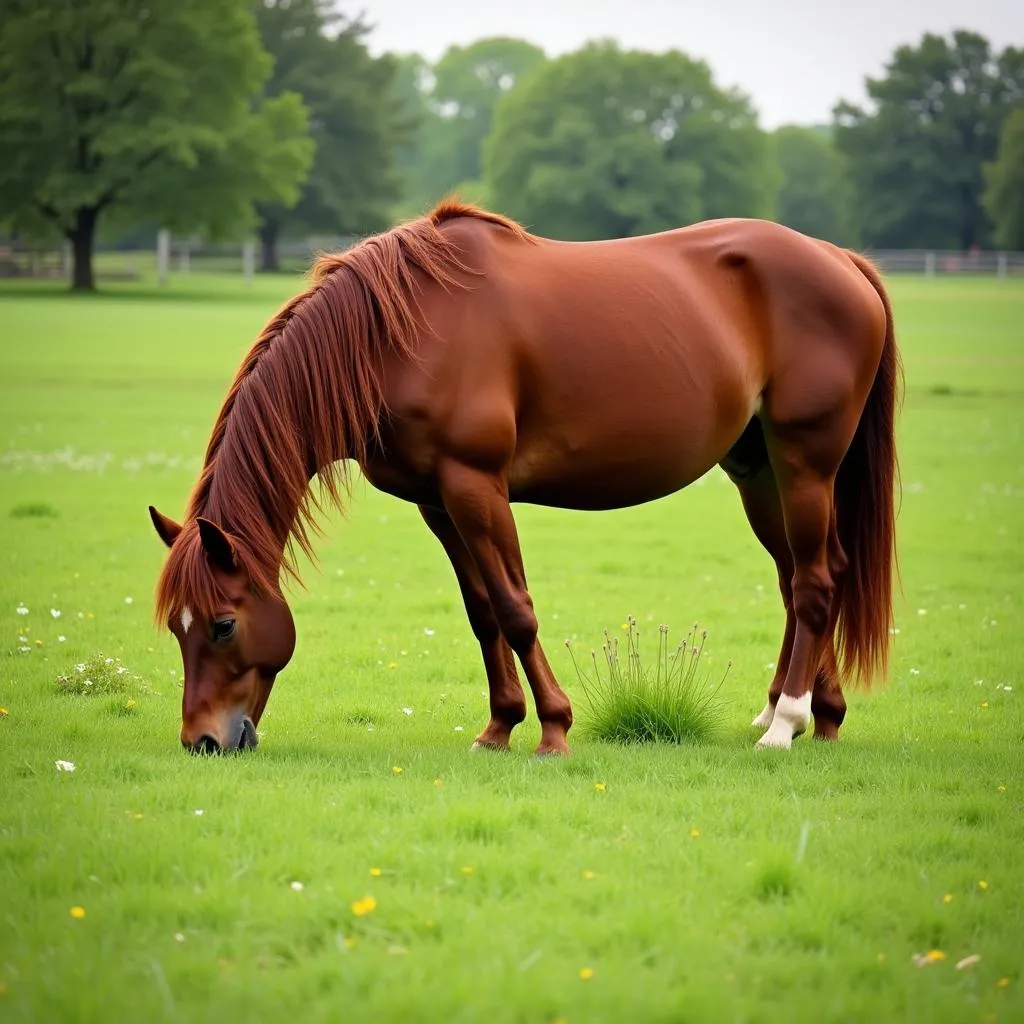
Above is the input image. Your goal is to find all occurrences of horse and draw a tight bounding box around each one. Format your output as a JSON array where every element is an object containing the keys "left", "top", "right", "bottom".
[{"left": 149, "top": 199, "right": 900, "bottom": 757}]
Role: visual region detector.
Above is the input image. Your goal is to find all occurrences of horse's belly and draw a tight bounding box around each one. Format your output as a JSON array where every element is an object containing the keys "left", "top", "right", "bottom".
[{"left": 507, "top": 410, "right": 732, "bottom": 511}]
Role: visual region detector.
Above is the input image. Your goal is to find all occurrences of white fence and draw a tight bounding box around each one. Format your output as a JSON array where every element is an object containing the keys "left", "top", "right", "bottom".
[
  {"left": 869, "top": 249, "right": 1023, "bottom": 277},
  {"left": 2, "top": 239, "right": 1023, "bottom": 284}
]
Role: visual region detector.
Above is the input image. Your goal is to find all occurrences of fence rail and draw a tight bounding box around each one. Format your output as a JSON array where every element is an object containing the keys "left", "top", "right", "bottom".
[{"left": 2, "top": 238, "right": 1023, "bottom": 284}]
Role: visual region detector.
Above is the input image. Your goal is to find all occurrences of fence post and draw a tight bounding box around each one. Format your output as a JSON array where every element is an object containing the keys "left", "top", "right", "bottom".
[
  {"left": 242, "top": 240, "right": 255, "bottom": 287},
  {"left": 997, "top": 252, "right": 1007, "bottom": 280},
  {"left": 925, "top": 251, "right": 936, "bottom": 278},
  {"left": 157, "top": 229, "right": 171, "bottom": 286},
  {"left": 62, "top": 241, "right": 72, "bottom": 282}
]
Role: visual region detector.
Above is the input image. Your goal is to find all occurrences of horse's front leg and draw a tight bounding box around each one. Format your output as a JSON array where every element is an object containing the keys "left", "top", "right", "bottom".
[
  {"left": 437, "top": 462, "right": 573, "bottom": 756},
  {"left": 418, "top": 504, "right": 527, "bottom": 750}
]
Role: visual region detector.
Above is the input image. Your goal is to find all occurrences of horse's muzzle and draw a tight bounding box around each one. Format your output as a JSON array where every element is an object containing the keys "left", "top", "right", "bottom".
[{"left": 183, "top": 716, "right": 258, "bottom": 755}]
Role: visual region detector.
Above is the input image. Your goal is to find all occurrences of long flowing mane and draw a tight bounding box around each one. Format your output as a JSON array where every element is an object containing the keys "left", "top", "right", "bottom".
[{"left": 154, "top": 199, "right": 530, "bottom": 624}]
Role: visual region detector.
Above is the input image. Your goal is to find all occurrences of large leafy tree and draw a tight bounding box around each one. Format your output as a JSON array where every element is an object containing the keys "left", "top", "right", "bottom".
[
  {"left": 983, "top": 105, "right": 1024, "bottom": 250},
  {"left": 0, "top": 0, "right": 312, "bottom": 290},
  {"left": 252, "top": 0, "right": 407, "bottom": 271},
  {"left": 485, "top": 42, "right": 775, "bottom": 240},
  {"left": 395, "top": 38, "right": 547, "bottom": 214},
  {"left": 834, "top": 30, "right": 1024, "bottom": 249},
  {"left": 773, "top": 126, "right": 855, "bottom": 245}
]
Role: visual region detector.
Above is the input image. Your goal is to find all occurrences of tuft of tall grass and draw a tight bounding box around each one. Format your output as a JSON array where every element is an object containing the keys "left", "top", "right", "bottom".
[
  {"left": 55, "top": 653, "right": 151, "bottom": 698},
  {"left": 565, "top": 618, "right": 729, "bottom": 745}
]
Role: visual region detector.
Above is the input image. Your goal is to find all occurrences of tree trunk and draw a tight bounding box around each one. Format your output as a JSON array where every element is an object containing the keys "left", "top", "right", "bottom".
[
  {"left": 68, "top": 206, "right": 98, "bottom": 291},
  {"left": 259, "top": 218, "right": 280, "bottom": 273}
]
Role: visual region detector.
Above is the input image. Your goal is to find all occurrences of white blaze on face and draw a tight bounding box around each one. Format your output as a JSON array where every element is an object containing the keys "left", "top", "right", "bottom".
[{"left": 180, "top": 606, "right": 193, "bottom": 634}]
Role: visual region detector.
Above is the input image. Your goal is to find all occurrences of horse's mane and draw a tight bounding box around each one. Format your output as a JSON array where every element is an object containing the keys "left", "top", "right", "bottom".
[{"left": 154, "top": 199, "right": 530, "bottom": 624}]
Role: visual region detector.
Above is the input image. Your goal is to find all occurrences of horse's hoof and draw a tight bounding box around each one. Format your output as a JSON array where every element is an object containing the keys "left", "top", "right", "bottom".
[
  {"left": 751, "top": 702, "right": 775, "bottom": 729},
  {"left": 470, "top": 739, "right": 510, "bottom": 753},
  {"left": 534, "top": 744, "right": 571, "bottom": 758},
  {"left": 755, "top": 728, "right": 793, "bottom": 750}
]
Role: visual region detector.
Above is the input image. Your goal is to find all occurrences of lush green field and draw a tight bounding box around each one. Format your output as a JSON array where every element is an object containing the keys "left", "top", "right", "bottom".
[{"left": 1, "top": 271, "right": 1022, "bottom": 1023}]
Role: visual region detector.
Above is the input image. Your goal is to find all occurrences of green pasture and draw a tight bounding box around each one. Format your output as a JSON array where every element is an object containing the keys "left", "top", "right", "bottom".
[{"left": 1, "top": 271, "right": 1022, "bottom": 1022}]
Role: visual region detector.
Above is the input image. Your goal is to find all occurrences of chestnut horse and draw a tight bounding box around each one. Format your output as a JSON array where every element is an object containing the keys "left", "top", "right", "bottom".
[{"left": 150, "top": 200, "right": 900, "bottom": 756}]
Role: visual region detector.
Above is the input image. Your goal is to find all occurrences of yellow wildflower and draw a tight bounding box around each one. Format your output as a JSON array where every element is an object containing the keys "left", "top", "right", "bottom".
[
  {"left": 433, "top": 778, "right": 443, "bottom": 788},
  {"left": 387, "top": 662, "right": 397, "bottom": 669},
  {"left": 579, "top": 967, "right": 594, "bottom": 980},
  {"left": 461, "top": 866, "right": 475, "bottom": 875},
  {"left": 392, "top": 766, "right": 403, "bottom": 775},
  {"left": 351, "top": 896, "right": 377, "bottom": 916},
  {"left": 369, "top": 867, "right": 382, "bottom": 877},
  {"left": 594, "top": 782, "right": 606, "bottom": 793},
  {"left": 979, "top": 880, "right": 989, "bottom": 890},
  {"left": 582, "top": 870, "right": 596, "bottom": 880},
  {"left": 69, "top": 906, "right": 86, "bottom": 919},
  {"left": 926, "top": 950, "right": 946, "bottom": 962},
  {"left": 997, "top": 977, "right": 1010, "bottom": 988},
  {"left": 942, "top": 894, "right": 953, "bottom": 904},
  {"left": 690, "top": 828, "right": 701, "bottom": 838},
  {"left": 0, "top": 707, "right": 8, "bottom": 718}
]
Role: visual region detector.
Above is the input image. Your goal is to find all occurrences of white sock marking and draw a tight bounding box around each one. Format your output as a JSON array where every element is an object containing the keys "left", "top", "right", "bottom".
[
  {"left": 756, "top": 692, "right": 811, "bottom": 750},
  {"left": 751, "top": 701, "right": 775, "bottom": 728},
  {"left": 180, "top": 606, "right": 193, "bottom": 634}
]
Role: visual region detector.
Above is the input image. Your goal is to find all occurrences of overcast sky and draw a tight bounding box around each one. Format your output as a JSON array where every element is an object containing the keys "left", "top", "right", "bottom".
[{"left": 345, "top": 0, "right": 1024, "bottom": 127}]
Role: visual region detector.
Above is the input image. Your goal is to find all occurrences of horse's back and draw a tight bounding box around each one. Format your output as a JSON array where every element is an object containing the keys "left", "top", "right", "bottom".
[{"left": 381, "top": 215, "right": 885, "bottom": 511}]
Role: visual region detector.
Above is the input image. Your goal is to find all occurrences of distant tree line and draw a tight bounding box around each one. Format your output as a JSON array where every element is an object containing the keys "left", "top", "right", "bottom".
[{"left": 0, "top": 0, "right": 1021, "bottom": 291}]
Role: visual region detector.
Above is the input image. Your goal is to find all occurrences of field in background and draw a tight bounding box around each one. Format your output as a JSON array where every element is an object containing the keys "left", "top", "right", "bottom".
[{"left": 1, "top": 273, "right": 1022, "bottom": 1022}]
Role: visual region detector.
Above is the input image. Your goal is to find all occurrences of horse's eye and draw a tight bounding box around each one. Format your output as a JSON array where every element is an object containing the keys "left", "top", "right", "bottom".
[{"left": 211, "top": 618, "right": 236, "bottom": 643}]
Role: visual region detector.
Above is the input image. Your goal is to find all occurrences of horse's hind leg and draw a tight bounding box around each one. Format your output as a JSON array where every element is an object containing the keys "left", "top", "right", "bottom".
[
  {"left": 736, "top": 488, "right": 793, "bottom": 728},
  {"left": 418, "top": 504, "right": 527, "bottom": 749},
  {"left": 727, "top": 420, "right": 848, "bottom": 742},
  {"left": 755, "top": 406, "right": 858, "bottom": 749}
]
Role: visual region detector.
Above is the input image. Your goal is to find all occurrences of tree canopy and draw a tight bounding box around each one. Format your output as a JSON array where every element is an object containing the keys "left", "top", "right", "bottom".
[
  {"left": 773, "top": 126, "right": 855, "bottom": 245},
  {"left": 252, "top": 0, "right": 407, "bottom": 270},
  {"left": 484, "top": 42, "right": 775, "bottom": 240},
  {"left": 983, "top": 105, "right": 1024, "bottom": 250},
  {"left": 394, "top": 38, "right": 547, "bottom": 215},
  {"left": 834, "top": 30, "right": 1024, "bottom": 250},
  {"left": 0, "top": 0, "right": 312, "bottom": 288}
]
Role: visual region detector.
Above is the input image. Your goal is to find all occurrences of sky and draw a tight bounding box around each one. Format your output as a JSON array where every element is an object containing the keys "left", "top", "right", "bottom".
[{"left": 345, "top": 0, "right": 1024, "bottom": 127}]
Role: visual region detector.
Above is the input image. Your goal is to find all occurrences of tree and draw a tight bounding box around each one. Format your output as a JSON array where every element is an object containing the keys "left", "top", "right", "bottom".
[
  {"left": 983, "top": 106, "right": 1024, "bottom": 249},
  {"left": 773, "top": 126, "right": 855, "bottom": 244},
  {"left": 834, "top": 31, "right": 1024, "bottom": 250},
  {"left": 394, "top": 38, "right": 546, "bottom": 214},
  {"left": 485, "top": 41, "right": 775, "bottom": 240},
  {"left": 252, "top": 1, "right": 407, "bottom": 271},
  {"left": 0, "top": 0, "right": 313, "bottom": 290}
]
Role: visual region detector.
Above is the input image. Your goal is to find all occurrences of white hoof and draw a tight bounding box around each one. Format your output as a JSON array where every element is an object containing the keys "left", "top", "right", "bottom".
[
  {"left": 751, "top": 701, "right": 775, "bottom": 729},
  {"left": 754, "top": 693, "right": 810, "bottom": 750}
]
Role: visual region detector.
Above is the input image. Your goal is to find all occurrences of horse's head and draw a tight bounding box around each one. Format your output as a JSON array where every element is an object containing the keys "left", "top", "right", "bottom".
[{"left": 149, "top": 506, "right": 295, "bottom": 754}]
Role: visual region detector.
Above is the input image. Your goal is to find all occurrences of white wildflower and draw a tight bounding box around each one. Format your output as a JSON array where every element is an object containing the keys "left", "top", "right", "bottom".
[
  {"left": 55, "top": 760, "right": 76, "bottom": 772},
  {"left": 50, "top": 608, "right": 61, "bottom": 619},
  {"left": 402, "top": 707, "right": 414, "bottom": 716},
  {"left": 16, "top": 604, "right": 28, "bottom": 615}
]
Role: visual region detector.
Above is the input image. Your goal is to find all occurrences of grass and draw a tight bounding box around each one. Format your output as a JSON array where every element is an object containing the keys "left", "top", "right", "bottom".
[
  {"left": 1, "top": 271, "right": 1023, "bottom": 1022},
  {"left": 566, "top": 618, "right": 729, "bottom": 745}
]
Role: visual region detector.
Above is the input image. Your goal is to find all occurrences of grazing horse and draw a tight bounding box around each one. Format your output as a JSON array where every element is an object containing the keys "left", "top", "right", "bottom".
[{"left": 150, "top": 200, "right": 900, "bottom": 756}]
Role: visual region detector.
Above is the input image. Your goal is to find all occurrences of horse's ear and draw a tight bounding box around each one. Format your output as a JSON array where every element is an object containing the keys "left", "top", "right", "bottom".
[
  {"left": 196, "top": 517, "right": 237, "bottom": 574},
  {"left": 149, "top": 506, "right": 182, "bottom": 548}
]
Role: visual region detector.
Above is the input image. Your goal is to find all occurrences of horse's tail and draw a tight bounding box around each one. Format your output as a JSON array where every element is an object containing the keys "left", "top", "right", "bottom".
[{"left": 834, "top": 251, "right": 903, "bottom": 686}]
